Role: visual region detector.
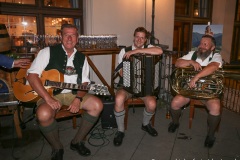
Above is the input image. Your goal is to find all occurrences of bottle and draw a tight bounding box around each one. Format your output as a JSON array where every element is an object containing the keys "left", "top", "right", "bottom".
[{"left": 166, "top": 109, "right": 170, "bottom": 119}]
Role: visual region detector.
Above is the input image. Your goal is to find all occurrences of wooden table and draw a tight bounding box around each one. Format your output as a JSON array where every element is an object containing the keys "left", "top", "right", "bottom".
[{"left": 79, "top": 48, "right": 121, "bottom": 95}]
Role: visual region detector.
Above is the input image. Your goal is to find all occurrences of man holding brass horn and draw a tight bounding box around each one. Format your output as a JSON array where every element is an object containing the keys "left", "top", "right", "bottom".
[{"left": 168, "top": 35, "right": 223, "bottom": 148}]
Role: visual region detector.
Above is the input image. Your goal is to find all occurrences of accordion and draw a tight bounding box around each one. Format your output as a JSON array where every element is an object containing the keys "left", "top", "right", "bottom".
[{"left": 122, "top": 54, "right": 161, "bottom": 97}]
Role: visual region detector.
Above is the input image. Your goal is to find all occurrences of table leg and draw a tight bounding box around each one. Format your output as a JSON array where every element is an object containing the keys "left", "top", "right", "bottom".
[
  {"left": 13, "top": 108, "right": 22, "bottom": 138},
  {"left": 86, "top": 56, "right": 114, "bottom": 95}
]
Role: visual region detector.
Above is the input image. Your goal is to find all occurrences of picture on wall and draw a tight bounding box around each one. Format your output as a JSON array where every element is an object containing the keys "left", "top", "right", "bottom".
[{"left": 192, "top": 25, "right": 223, "bottom": 52}]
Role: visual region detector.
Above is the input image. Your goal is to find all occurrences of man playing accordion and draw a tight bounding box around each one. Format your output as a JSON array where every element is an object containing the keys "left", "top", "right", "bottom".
[{"left": 113, "top": 27, "right": 163, "bottom": 146}]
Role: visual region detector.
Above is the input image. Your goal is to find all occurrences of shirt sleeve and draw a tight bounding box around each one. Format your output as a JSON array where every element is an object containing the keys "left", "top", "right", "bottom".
[
  {"left": 0, "top": 54, "right": 14, "bottom": 69},
  {"left": 179, "top": 51, "right": 195, "bottom": 60},
  {"left": 118, "top": 48, "right": 126, "bottom": 64},
  {"left": 11, "top": 61, "right": 14, "bottom": 68},
  {"left": 27, "top": 47, "right": 50, "bottom": 76},
  {"left": 211, "top": 52, "right": 223, "bottom": 68},
  {"left": 81, "top": 58, "right": 91, "bottom": 83},
  {"left": 147, "top": 44, "right": 154, "bottom": 48}
]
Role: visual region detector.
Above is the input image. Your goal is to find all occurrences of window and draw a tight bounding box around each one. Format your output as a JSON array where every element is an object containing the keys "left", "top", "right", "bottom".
[
  {"left": 44, "top": 17, "right": 75, "bottom": 35},
  {"left": 175, "top": 0, "right": 211, "bottom": 18},
  {"left": 193, "top": 0, "right": 210, "bottom": 18},
  {"left": 0, "top": 0, "right": 83, "bottom": 48},
  {"left": 44, "top": 0, "right": 79, "bottom": 8},
  {"left": 175, "top": 0, "right": 190, "bottom": 16},
  {"left": 231, "top": 0, "right": 240, "bottom": 63},
  {"left": 43, "top": 17, "right": 81, "bottom": 46},
  {"left": 173, "top": 0, "right": 213, "bottom": 55},
  {"left": 0, "top": 0, "right": 35, "bottom": 5},
  {"left": 236, "top": 0, "right": 240, "bottom": 22},
  {"left": 0, "top": 15, "right": 37, "bottom": 46}
]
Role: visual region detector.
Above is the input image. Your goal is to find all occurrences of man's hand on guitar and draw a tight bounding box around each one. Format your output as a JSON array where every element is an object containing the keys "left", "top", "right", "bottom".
[{"left": 67, "top": 98, "right": 81, "bottom": 113}]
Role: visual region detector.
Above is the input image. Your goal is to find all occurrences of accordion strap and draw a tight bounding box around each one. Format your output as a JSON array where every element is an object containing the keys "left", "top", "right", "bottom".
[{"left": 113, "top": 61, "right": 123, "bottom": 76}]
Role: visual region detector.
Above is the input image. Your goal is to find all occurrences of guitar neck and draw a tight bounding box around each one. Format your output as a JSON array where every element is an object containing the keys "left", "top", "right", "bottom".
[{"left": 45, "top": 80, "right": 89, "bottom": 90}]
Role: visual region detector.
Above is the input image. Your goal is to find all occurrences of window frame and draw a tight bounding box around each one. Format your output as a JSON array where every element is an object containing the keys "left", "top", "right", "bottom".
[
  {"left": 174, "top": 0, "right": 213, "bottom": 53},
  {"left": 230, "top": 0, "right": 240, "bottom": 63},
  {"left": 0, "top": 0, "right": 84, "bottom": 35}
]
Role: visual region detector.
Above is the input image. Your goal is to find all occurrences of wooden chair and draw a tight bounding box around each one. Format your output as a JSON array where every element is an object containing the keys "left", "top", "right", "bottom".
[
  {"left": 189, "top": 99, "right": 222, "bottom": 130},
  {"left": 0, "top": 102, "right": 23, "bottom": 138},
  {"left": 0, "top": 77, "right": 23, "bottom": 138},
  {"left": 55, "top": 105, "right": 83, "bottom": 129},
  {"left": 124, "top": 98, "right": 155, "bottom": 130}
]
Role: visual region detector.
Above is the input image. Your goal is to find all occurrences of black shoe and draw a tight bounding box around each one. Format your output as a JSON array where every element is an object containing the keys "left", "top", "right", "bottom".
[
  {"left": 168, "top": 122, "right": 179, "bottom": 133},
  {"left": 204, "top": 136, "right": 216, "bottom": 148},
  {"left": 141, "top": 124, "right": 158, "bottom": 136},
  {"left": 51, "top": 149, "right": 64, "bottom": 160},
  {"left": 70, "top": 141, "right": 91, "bottom": 157},
  {"left": 113, "top": 131, "right": 125, "bottom": 146}
]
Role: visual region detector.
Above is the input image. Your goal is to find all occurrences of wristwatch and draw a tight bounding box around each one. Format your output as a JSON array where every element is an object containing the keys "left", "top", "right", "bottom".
[{"left": 75, "top": 96, "right": 83, "bottom": 102}]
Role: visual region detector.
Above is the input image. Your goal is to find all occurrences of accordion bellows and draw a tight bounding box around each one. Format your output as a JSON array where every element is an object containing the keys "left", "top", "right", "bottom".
[{"left": 122, "top": 55, "right": 161, "bottom": 97}]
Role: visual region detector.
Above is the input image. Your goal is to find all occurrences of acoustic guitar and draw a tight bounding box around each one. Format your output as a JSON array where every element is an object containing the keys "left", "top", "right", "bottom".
[{"left": 13, "top": 68, "right": 110, "bottom": 102}]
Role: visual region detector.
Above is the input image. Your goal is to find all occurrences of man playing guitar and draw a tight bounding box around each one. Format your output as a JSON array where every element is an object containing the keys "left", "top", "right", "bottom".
[{"left": 26, "top": 24, "right": 103, "bottom": 160}]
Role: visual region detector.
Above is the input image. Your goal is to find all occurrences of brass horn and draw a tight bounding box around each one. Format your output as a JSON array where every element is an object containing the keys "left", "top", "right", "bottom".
[{"left": 170, "top": 67, "right": 224, "bottom": 100}]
